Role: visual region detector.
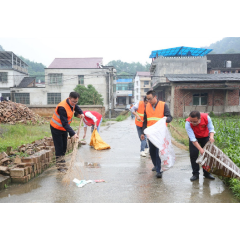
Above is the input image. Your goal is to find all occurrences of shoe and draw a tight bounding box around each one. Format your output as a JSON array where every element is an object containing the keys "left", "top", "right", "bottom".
[
  {"left": 144, "top": 148, "right": 149, "bottom": 154},
  {"left": 204, "top": 173, "right": 215, "bottom": 180},
  {"left": 156, "top": 172, "right": 162, "bottom": 178},
  {"left": 152, "top": 166, "right": 156, "bottom": 171},
  {"left": 190, "top": 175, "right": 199, "bottom": 181},
  {"left": 140, "top": 151, "right": 147, "bottom": 157}
]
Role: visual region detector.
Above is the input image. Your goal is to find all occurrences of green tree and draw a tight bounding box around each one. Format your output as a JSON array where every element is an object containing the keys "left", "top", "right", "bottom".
[
  {"left": 74, "top": 84, "right": 104, "bottom": 105},
  {"left": 18, "top": 55, "right": 46, "bottom": 82},
  {"left": 224, "top": 49, "right": 237, "bottom": 54},
  {"left": 107, "top": 60, "right": 151, "bottom": 75}
]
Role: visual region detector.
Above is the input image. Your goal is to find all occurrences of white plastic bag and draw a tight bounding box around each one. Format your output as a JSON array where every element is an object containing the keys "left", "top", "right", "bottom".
[
  {"left": 144, "top": 118, "right": 175, "bottom": 171},
  {"left": 73, "top": 178, "right": 93, "bottom": 188}
]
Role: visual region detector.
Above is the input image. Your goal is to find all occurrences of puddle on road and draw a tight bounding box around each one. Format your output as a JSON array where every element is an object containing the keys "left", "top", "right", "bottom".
[{"left": 0, "top": 181, "right": 41, "bottom": 199}]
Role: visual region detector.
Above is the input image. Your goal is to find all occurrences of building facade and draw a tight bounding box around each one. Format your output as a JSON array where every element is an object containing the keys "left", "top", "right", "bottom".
[
  {"left": 133, "top": 72, "right": 151, "bottom": 102},
  {"left": 0, "top": 51, "right": 28, "bottom": 100},
  {"left": 11, "top": 58, "right": 115, "bottom": 112},
  {"left": 115, "top": 79, "right": 133, "bottom": 107},
  {"left": 155, "top": 74, "right": 240, "bottom": 117},
  {"left": 207, "top": 53, "right": 240, "bottom": 74}
]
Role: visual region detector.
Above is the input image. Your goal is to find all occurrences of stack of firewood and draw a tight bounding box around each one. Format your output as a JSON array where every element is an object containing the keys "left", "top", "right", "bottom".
[{"left": 0, "top": 101, "right": 44, "bottom": 125}]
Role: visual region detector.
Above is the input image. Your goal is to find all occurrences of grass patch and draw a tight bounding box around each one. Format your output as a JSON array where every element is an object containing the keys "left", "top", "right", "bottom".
[
  {"left": 0, "top": 123, "right": 52, "bottom": 152},
  {"left": 116, "top": 112, "right": 131, "bottom": 122},
  {"left": 169, "top": 119, "right": 189, "bottom": 148}
]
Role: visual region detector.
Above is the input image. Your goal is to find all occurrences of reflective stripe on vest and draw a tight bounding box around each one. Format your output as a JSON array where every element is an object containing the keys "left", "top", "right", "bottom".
[
  {"left": 54, "top": 112, "right": 72, "bottom": 123},
  {"left": 147, "top": 117, "right": 162, "bottom": 121},
  {"left": 51, "top": 117, "right": 63, "bottom": 127},
  {"left": 136, "top": 111, "right": 144, "bottom": 122}
]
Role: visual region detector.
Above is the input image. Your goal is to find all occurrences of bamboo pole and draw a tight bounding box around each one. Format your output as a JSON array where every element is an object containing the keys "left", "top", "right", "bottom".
[{"left": 62, "top": 118, "right": 83, "bottom": 185}]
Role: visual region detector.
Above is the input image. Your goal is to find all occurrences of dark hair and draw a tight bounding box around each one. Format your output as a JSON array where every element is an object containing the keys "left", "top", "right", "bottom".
[
  {"left": 146, "top": 90, "right": 156, "bottom": 97},
  {"left": 69, "top": 92, "right": 80, "bottom": 99},
  {"left": 144, "top": 96, "right": 147, "bottom": 102},
  {"left": 189, "top": 111, "right": 200, "bottom": 119}
]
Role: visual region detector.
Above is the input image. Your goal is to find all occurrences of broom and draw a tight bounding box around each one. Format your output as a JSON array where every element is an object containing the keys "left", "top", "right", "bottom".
[{"left": 62, "top": 118, "right": 83, "bottom": 185}]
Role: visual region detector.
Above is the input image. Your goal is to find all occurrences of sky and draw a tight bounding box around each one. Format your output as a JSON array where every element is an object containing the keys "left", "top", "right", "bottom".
[{"left": 0, "top": 37, "right": 227, "bottom": 67}]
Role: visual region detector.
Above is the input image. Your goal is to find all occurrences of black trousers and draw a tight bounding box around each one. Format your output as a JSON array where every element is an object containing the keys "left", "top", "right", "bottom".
[
  {"left": 189, "top": 136, "right": 210, "bottom": 176},
  {"left": 50, "top": 125, "right": 68, "bottom": 158}
]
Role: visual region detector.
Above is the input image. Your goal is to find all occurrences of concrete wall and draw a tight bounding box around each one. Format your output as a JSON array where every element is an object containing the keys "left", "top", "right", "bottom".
[
  {"left": 151, "top": 56, "right": 207, "bottom": 86},
  {"left": 45, "top": 68, "right": 109, "bottom": 110},
  {"left": 28, "top": 105, "right": 105, "bottom": 117},
  {"left": 11, "top": 87, "right": 47, "bottom": 105},
  {"left": 0, "top": 70, "right": 27, "bottom": 91}
]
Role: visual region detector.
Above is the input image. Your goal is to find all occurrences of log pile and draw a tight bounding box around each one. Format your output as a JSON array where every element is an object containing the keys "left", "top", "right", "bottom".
[{"left": 0, "top": 101, "right": 44, "bottom": 125}]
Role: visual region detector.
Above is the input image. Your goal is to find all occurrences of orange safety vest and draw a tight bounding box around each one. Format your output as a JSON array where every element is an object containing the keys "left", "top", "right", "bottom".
[
  {"left": 50, "top": 98, "right": 74, "bottom": 131},
  {"left": 146, "top": 101, "right": 165, "bottom": 127},
  {"left": 135, "top": 101, "right": 145, "bottom": 127}
]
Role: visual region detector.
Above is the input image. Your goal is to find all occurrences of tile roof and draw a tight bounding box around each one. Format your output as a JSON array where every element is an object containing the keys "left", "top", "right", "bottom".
[
  {"left": 48, "top": 58, "right": 103, "bottom": 68},
  {"left": 165, "top": 73, "right": 240, "bottom": 82},
  {"left": 18, "top": 77, "right": 36, "bottom": 87},
  {"left": 136, "top": 72, "right": 151, "bottom": 76}
]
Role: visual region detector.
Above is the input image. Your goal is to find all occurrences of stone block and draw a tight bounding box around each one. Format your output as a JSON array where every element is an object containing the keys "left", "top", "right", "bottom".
[
  {"left": 14, "top": 155, "right": 22, "bottom": 164},
  {"left": 23, "top": 167, "right": 29, "bottom": 176},
  {"left": 0, "top": 166, "right": 9, "bottom": 176},
  {"left": 17, "top": 163, "right": 27, "bottom": 168},
  {"left": 21, "top": 157, "right": 34, "bottom": 163},
  {"left": 0, "top": 157, "right": 11, "bottom": 166},
  {"left": 10, "top": 168, "right": 25, "bottom": 178},
  {"left": 27, "top": 174, "right": 31, "bottom": 181},
  {"left": 0, "top": 152, "right": 8, "bottom": 160}
]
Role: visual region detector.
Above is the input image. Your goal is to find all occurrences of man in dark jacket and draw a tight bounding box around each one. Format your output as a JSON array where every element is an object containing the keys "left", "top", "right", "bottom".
[
  {"left": 50, "top": 92, "right": 84, "bottom": 172},
  {"left": 141, "top": 90, "right": 172, "bottom": 178}
]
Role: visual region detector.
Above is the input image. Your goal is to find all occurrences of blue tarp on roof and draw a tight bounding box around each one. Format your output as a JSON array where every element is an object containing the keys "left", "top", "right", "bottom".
[{"left": 149, "top": 46, "right": 213, "bottom": 58}]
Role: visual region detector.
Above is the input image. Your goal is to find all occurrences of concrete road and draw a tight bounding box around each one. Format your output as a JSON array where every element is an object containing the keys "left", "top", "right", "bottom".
[{"left": 0, "top": 117, "right": 238, "bottom": 203}]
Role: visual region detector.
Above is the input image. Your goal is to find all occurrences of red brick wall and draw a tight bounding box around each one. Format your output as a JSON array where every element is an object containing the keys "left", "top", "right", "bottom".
[
  {"left": 173, "top": 84, "right": 240, "bottom": 117},
  {"left": 228, "top": 89, "right": 239, "bottom": 105}
]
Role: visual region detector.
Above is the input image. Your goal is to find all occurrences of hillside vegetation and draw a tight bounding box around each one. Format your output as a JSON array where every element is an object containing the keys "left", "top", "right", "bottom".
[{"left": 206, "top": 37, "right": 240, "bottom": 54}]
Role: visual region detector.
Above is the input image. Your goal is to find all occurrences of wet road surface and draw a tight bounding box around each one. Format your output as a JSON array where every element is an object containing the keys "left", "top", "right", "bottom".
[{"left": 0, "top": 117, "right": 238, "bottom": 203}]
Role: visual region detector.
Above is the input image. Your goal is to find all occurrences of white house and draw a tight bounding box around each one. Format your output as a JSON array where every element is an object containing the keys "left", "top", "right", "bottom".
[
  {"left": 133, "top": 72, "right": 151, "bottom": 103},
  {"left": 10, "top": 58, "right": 115, "bottom": 111}
]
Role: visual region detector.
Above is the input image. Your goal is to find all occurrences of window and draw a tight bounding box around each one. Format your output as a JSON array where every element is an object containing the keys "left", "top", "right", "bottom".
[
  {"left": 14, "top": 93, "right": 30, "bottom": 104},
  {"left": 144, "top": 81, "right": 149, "bottom": 86},
  {"left": 193, "top": 93, "right": 208, "bottom": 106},
  {"left": 144, "top": 88, "right": 150, "bottom": 93},
  {"left": 47, "top": 93, "right": 61, "bottom": 104},
  {"left": 117, "top": 84, "right": 128, "bottom": 91},
  {"left": 78, "top": 75, "right": 84, "bottom": 85},
  {"left": 0, "top": 72, "right": 8, "bottom": 83},
  {"left": 2, "top": 93, "right": 10, "bottom": 100},
  {"left": 48, "top": 74, "right": 62, "bottom": 85}
]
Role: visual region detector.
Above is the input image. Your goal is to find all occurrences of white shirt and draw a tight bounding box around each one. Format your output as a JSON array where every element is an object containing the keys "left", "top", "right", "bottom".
[
  {"left": 185, "top": 116, "right": 215, "bottom": 142},
  {"left": 83, "top": 111, "right": 98, "bottom": 127}
]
